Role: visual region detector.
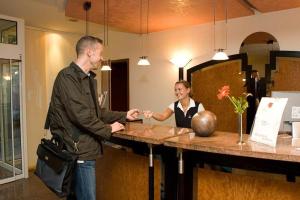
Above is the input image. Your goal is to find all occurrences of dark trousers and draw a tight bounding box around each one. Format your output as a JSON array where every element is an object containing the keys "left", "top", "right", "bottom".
[{"left": 246, "top": 96, "right": 258, "bottom": 134}]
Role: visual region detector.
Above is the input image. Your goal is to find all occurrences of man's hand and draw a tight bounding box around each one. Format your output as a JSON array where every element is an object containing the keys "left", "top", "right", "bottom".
[
  {"left": 110, "top": 122, "right": 125, "bottom": 133},
  {"left": 126, "top": 109, "right": 140, "bottom": 120}
]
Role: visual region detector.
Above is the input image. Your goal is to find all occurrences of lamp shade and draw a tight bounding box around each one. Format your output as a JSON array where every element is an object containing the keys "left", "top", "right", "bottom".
[
  {"left": 212, "top": 49, "right": 229, "bottom": 60},
  {"left": 101, "top": 60, "right": 111, "bottom": 71},
  {"left": 170, "top": 56, "right": 192, "bottom": 68},
  {"left": 101, "top": 65, "right": 111, "bottom": 71},
  {"left": 137, "top": 56, "right": 150, "bottom": 66}
]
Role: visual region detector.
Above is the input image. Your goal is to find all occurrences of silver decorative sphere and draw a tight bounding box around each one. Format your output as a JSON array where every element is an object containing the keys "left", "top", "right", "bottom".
[{"left": 191, "top": 110, "right": 217, "bottom": 137}]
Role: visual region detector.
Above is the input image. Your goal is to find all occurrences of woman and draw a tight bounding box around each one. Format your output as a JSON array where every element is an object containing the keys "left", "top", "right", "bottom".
[{"left": 144, "top": 80, "right": 204, "bottom": 128}]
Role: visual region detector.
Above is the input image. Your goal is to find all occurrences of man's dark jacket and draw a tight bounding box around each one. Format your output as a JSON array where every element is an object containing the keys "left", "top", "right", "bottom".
[{"left": 47, "top": 62, "right": 126, "bottom": 160}]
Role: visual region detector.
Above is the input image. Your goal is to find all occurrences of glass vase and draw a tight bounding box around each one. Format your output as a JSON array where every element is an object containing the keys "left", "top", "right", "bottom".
[{"left": 237, "top": 113, "right": 246, "bottom": 145}]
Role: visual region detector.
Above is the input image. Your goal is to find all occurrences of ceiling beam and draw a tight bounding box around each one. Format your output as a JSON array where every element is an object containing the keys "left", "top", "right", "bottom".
[{"left": 237, "top": 0, "right": 260, "bottom": 14}]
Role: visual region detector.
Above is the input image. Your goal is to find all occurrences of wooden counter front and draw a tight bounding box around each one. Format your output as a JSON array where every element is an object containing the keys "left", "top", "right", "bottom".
[
  {"left": 97, "top": 123, "right": 192, "bottom": 200},
  {"left": 96, "top": 145, "right": 161, "bottom": 200},
  {"left": 164, "top": 131, "right": 300, "bottom": 200}
]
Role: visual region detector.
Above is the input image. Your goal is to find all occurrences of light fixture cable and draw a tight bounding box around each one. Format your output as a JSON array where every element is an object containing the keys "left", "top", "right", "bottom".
[
  {"left": 212, "top": 0, "right": 229, "bottom": 60},
  {"left": 213, "top": 0, "right": 216, "bottom": 51},
  {"left": 137, "top": 0, "right": 150, "bottom": 66},
  {"left": 101, "top": 0, "right": 111, "bottom": 71},
  {"left": 140, "top": 0, "right": 143, "bottom": 55},
  {"left": 83, "top": 1, "right": 91, "bottom": 35},
  {"left": 225, "top": 0, "right": 228, "bottom": 50},
  {"left": 146, "top": 0, "right": 149, "bottom": 55},
  {"left": 86, "top": 6, "right": 88, "bottom": 34}
]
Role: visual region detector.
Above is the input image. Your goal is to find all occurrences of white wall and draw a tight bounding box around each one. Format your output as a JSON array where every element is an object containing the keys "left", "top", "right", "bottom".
[{"left": 123, "top": 8, "right": 300, "bottom": 126}]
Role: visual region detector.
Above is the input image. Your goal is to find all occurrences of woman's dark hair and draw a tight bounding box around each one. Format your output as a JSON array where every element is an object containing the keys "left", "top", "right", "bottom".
[{"left": 175, "top": 80, "right": 191, "bottom": 88}]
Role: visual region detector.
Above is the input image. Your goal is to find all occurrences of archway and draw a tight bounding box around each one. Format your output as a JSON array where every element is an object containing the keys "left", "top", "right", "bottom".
[{"left": 239, "top": 32, "right": 280, "bottom": 133}]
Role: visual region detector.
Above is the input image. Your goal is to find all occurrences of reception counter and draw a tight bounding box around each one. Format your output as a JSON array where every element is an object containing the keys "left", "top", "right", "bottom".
[
  {"left": 96, "top": 122, "right": 300, "bottom": 200},
  {"left": 97, "top": 122, "right": 191, "bottom": 200},
  {"left": 164, "top": 131, "right": 300, "bottom": 200},
  {"left": 112, "top": 122, "right": 191, "bottom": 144},
  {"left": 164, "top": 131, "right": 300, "bottom": 162}
]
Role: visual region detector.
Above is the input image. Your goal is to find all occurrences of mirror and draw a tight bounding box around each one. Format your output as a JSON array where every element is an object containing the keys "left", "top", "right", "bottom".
[
  {"left": 239, "top": 31, "right": 280, "bottom": 96},
  {"left": 239, "top": 32, "right": 280, "bottom": 133},
  {"left": 0, "top": 19, "right": 17, "bottom": 45}
]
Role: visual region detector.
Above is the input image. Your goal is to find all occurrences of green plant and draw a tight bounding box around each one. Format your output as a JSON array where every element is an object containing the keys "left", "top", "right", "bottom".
[{"left": 217, "top": 85, "right": 248, "bottom": 114}]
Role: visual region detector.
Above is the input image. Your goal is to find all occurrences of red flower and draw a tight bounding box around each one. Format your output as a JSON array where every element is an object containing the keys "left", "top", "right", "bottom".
[
  {"left": 217, "top": 85, "right": 249, "bottom": 114},
  {"left": 268, "top": 102, "right": 273, "bottom": 108},
  {"left": 217, "top": 85, "right": 230, "bottom": 100}
]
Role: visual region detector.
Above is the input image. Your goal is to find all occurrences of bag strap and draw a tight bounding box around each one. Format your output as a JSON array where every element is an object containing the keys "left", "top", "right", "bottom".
[
  {"left": 50, "top": 134, "right": 65, "bottom": 151},
  {"left": 44, "top": 103, "right": 80, "bottom": 152},
  {"left": 44, "top": 104, "right": 51, "bottom": 130}
]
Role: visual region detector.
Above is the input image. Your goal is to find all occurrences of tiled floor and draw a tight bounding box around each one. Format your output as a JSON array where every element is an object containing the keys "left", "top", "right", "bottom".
[{"left": 0, "top": 172, "right": 61, "bottom": 200}]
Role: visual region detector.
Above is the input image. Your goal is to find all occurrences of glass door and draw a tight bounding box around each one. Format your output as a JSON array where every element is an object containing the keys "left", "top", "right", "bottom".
[{"left": 0, "top": 58, "right": 23, "bottom": 183}]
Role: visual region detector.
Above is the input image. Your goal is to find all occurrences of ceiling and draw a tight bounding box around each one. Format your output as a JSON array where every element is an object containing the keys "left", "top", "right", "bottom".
[
  {"left": 0, "top": 0, "right": 299, "bottom": 36},
  {"left": 65, "top": 0, "right": 300, "bottom": 33}
]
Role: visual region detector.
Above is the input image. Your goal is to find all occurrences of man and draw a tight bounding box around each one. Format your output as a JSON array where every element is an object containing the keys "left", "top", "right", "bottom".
[
  {"left": 47, "top": 35, "right": 139, "bottom": 200},
  {"left": 249, "top": 70, "right": 262, "bottom": 102},
  {"left": 246, "top": 70, "right": 266, "bottom": 133}
]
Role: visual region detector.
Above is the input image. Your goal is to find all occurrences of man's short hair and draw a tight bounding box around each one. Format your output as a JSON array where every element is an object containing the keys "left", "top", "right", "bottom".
[
  {"left": 76, "top": 36, "right": 103, "bottom": 57},
  {"left": 251, "top": 69, "right": 258, "bottom": 73}
]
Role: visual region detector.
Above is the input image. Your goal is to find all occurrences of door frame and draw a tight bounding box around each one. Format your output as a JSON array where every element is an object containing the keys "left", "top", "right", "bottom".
[{"left": 0, "top": 14, "right": 27, "bottom": 184}]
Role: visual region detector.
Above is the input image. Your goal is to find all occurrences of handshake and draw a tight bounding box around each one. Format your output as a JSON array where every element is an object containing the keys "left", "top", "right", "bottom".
[
  {"left": 111, "top": 109, "right": 154, "bottom": 133},
  {"left": 126, "top": 109, "right": 154, "bottom": 120},
  {"left": 139, "top": 110, "right": 154, "bottom": 119}
]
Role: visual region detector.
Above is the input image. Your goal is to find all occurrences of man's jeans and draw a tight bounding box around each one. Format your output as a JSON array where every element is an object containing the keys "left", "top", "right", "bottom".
[{"left": 68, "top": 160, "right": 96, "bottom": 200}]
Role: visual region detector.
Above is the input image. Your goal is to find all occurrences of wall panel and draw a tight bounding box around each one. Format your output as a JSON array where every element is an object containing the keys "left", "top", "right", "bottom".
[{"left": 191, "top": 60, "right": 246, "bottom": 132}]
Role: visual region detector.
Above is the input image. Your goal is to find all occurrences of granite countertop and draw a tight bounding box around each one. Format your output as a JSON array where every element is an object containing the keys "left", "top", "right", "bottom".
[
  {"left": 164, "top": 131, "right": 300, "bottom": 162},
  {"left": 112, "top": 122, "right": 192, "bottom": 144}
]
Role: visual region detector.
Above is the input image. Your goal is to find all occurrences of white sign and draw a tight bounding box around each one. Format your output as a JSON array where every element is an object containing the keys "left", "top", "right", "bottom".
[
  {"left": 292, "top": 106, "right": 300, "bottom": 119},
  {"left": 250, "top": 97, "right": 288, "bottom": 147}
]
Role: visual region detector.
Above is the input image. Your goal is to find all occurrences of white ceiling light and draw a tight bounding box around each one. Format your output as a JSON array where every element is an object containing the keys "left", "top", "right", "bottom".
[
  {"left": 212, "top": 48, "right": 229, "bottom": 60},
  {"left": 170, "top": 56, "right": 192, "bottom": 68},
  {"left": 137, "top": 56, "right": 150, "bottom": 66},
  {"left": 101, "top": 64, "right": 112, "bottom": 71},
  {"left": 101, "top": 0, "right": 112, "bottom": 71},
  {"left": 137, "top": 0, "right": 151, "bottom": 66},
  {"left": 212, "top": 0, "right": 229, "bottom": 61},
  {"left": 101, "top": 59, "right": 111, "bottom": 71}
]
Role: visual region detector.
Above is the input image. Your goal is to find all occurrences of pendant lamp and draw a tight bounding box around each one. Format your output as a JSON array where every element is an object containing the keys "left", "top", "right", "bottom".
[
  {"left": 138, "top": 56, "right": 150, "bottom": 66},
  {"left": 212, "top": 48, "right": 228, "bottom": 60},
  {"left": 101, "top": 0, "right": 112, "bottom": 71},
  {"left": 101, "top": 60, "right": 111, "bottom": 71},
  {"left": 212, "top": 0, "right": 229, "bottom": 60},
  {"left": 137, "top": 0, "right": 151, "bottom": 66}
]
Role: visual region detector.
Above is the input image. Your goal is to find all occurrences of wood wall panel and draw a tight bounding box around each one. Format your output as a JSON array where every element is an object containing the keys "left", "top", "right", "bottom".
[
  {"left": 195, "top": 168, "right": 300, "bottom": 200},
  {"left": 191, "top": 60, "right": 246, "bottom": 132},
  {"left": 272, "top": 57, "right": 300, "bottom": 91},
  {"left": 96, "top": 145, "right": 161, "bottom": 200}
]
